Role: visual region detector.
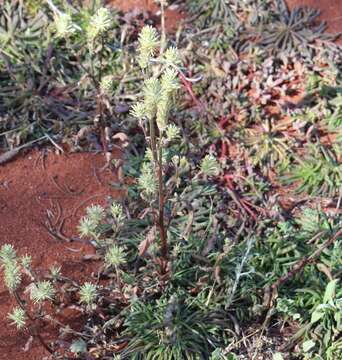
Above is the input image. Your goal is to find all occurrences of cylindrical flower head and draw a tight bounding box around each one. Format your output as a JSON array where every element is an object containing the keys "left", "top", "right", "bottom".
[
  {"left": 143, "top": 77, "right": 160, "bottom": 120},
  {"left": 161, "top": 68, "right": 179, "bottom": 95},
  {"left": 130, "top": 102, "right": 146, "bottom": 120},
  {"left": 100, "top": 75, "right": 114, "bottom": 95},
  {"left": 156, "top": 97, "right": 169, "bottom": 131},
  {"left": 0, "top": 244, "right": 17, "bottom": 265},
  {"left": 163, "top": 47, "right": 181, "bottom": 66},
  {"left": 137, "top": 26, "right": 159, "bottom": 69},
  {"left": 4, "top": 261, "right": 21, "bottom": 292},
  {"left": 87, "top": 7, "right": 112, "bottom": 40},
  {"left": 54, "top": 13, "right": 76, "bottom": 38},
  {"left": 138, "top": 162, "right": 157, "bottom": 195}
]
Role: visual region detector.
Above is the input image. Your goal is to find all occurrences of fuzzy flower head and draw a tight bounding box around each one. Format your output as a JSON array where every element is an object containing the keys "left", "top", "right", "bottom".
[
  {"left": 110, "top": 202, "right": 125, "bottom": 223},
  {"left": 138, "top": 162, "right": 157, "bottom": 196},
  {"left": 156, "top": 98, "right": 169, "bottom": 131},
  {"left": 0, "top": 244, "right": 17, "bottom": 265},
  {"left": 172, "top": 155, "right": 190, "bottom": 173},
  {"left": 179, "top": 156, "right": 190, "bottom": 171},
  {"left": 100, "top": 75, "right": 114, "bottom": 95},
  {"left": 87, "top": 7, "right": 112, "bottom": 40},
  {"left": 8, "top": 307, "right": 26, "bottom": 329},
  {"left": 104, "top": 245, "right": 126, "bottom": 268},
  {"left": 137, "top": 26, "right": 159, "bottom": 69},
  {"left": 144, "top": 148, "right": 154, "bottom": 163},
  {"left": 144, "top": 148, "right": 167, "bottom": 164},
  {"left": 156, "top": 68, "right": 179, "bottom": 131},
  {"left": 4, "top": 261, "right": 22, "bottom": 292},
  {"left": 50, "top": 265, "right": 61, "bottom": 280},
  {"left": 200, "top": 154, "right": 221, "bottom": 177},
  {"left": 131, "top": 102, "right": 146, "bottom": 120},
  {"left": 165, "top": 124, "right": 180, "bottom": 142},
  {"left": 143, "top": 77, "right": 161, "bottom": 120},
  {"left": 54, "top": 13, "right": 77, "bottom": 38},
  {"left": 161, "top": 67, "right": 179, "bottom": 95},
  {"left": 30, "top": 281, "right": 55, "bottom": 303},
  {"left": 79, "top": 282, "right": 97, "bottom": 306},
  {"left": 163, "top": 47, "right": 181, "bottom": 66},
  {"left": 86, "top": 204, "right": 105, "bottom": 224},
  {"left": 21, "top": 255, "right": 32, "bottom": 269},
  {"left": 78, "top": 216, "right": 98, "bottom": 238}
]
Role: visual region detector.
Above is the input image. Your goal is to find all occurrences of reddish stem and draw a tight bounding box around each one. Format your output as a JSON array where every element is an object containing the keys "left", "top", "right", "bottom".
[{"left": 178, "top": 72, "right": 204, "bottom": 110}]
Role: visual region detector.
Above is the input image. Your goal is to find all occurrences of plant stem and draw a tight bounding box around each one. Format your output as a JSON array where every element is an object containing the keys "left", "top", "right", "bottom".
[
  {"left": 13, "top": 291, "right": 54, "bottom": 354},
  {"left": 157, "top": 140, "right": 168, "bottom": 260},
  {"left": 160, "top": 0, "right": 166, "bottom": 55},
  {"left": 148, "top": 116, "right": 168, "bottom": 263},
  {"left": 13, "top": 291, "right": 34, "bottom": 320},
  {"left": 35, "top": 331, "right": 55, "bottom": 354}
]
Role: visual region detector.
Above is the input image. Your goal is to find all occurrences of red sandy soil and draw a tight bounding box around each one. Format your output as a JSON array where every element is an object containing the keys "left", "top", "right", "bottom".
[
  {"left": 109, "top": 0, "right": 185, "bottom": 31},
  {"left": 0, "top": 149, "right": 124, "bottom": 360},
  {"left": 287, "top": 0, "right": 342, "bottom": 42}
]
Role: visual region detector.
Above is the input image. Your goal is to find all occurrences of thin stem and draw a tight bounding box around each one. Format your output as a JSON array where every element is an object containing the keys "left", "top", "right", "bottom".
[
  {"left": 148, "top": 117, "right": 159, "bottom": 227},
  {"left": 44, "top": 315, "right": 89, "bottom": 338},
  {"left": 13, "top": 291, "right": 34, "bottom": 321},
  {"left": 148, "top": 116, "right": 158, "bottom": 166},
  {"left": 160, "top": 0, "right": 166, "bottom": 55},
  {"left": 115, "top": 265, "right": 121, "bottom": 288},
  {"left": 99, "top": 35, "right": 104, "bottom": 84},
  {"left": 148, "top": 118, "right": 168, "bottom": 264},
  {"left": 13, "top": 291, "right": 54, "bottom": 354},
  {"left": 157, "top": 138, "right": 168, "bottom": 260},
  {"left": 35, "top": 332, "right": 55, "bottom": 355}
]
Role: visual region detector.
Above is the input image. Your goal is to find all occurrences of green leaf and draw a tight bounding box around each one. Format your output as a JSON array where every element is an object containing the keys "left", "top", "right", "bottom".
[
  {"left": 302, "top": 339, "right": 316, "bottom": 352},
  {"left": 273, "top": 353, "right": 284, "bottom": 360},
  {"left": 227, "top": 354, "right": 238, "bottom": 360},
  {"left": 323, "top": 279, "right": 338, "bottom": 303},
  {"left": 311, "top": 309, "right": 325, "bottom": 324}
]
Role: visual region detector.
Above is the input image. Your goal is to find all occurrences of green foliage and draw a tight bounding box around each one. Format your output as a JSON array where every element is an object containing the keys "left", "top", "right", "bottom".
[
  {"left": 189, "top": 0, "right": 239, "bottom": 27},
  {"left": 245, "top": 121, "right": 291, "bottom": 169},
  {"left": 0, "top": 0, "right": 122, "bottom": 147},
  {"left": 257, "top": 0, "right": 332, "bottom": 53},
  {"left": 299, "top": 279, "right": 342, "bottom": 360},
  {"left": 284, "top": 146, "right": 342, "bottom": 196},
  {"left": 122, "top": 296, "right": 229, "bottom": 359},
  {"left": 200, "top": 154, "right": 221, "bottom": 177}
]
